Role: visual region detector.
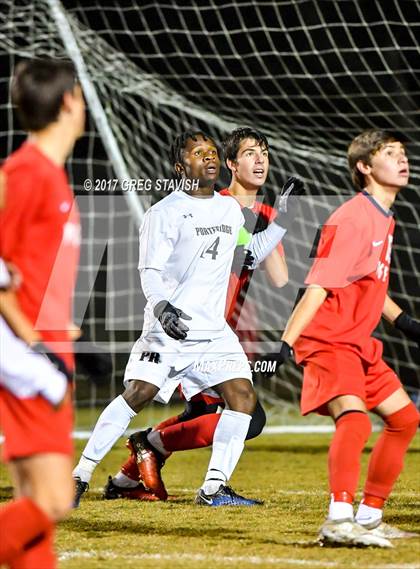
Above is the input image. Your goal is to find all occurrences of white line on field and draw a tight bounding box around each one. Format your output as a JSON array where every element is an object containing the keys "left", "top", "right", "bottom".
[
  {"left": 59, "top": 550, "right": 420, "bottom": 568},
  {"left": 92, "top": 487, "right": 420, "bottom": 498}
]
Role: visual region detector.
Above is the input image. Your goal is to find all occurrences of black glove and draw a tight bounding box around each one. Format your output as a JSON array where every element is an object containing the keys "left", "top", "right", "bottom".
[
  {"left": 242, "top": 207, "right": 268, "bottom": 234},
  {"left": 231, "top": 246, "right": 255, "bottom": 276},
  {"left": 154, "top": 301, "right": 192, "bottom": 340},
  {"left": 32, "top": 342, "right": 72, "bottom": 381},
  {"left": 257, "top": 341, "right": 293, "bottom": 377},
  {"left": 75, "top": 331, "right": 113, "bottom": 385},
  {"left": 394, "top": 312, "right": 420, "bottom": 348},
  {"left": 274, "top": 177, "right": 304, "bottom": 230}
]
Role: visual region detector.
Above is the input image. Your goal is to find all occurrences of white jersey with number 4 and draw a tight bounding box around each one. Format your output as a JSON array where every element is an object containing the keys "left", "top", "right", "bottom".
[{"left": 139, "top": 190, "right": 244, "bottom": 340}]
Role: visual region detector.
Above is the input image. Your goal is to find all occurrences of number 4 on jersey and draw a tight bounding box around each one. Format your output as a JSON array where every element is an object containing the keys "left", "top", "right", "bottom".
[{"left": 201, "top": 237, "right": 220, "bottom": 260}]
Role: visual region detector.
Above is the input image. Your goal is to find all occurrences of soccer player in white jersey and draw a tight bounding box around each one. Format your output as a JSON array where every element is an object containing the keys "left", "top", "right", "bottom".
[{"left": 73, "top": 129, "right": 303, "bottom": 506}]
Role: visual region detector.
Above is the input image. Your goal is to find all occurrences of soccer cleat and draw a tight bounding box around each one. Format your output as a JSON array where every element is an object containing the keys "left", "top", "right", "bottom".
[
  {"left": 73, "top": 477, "right": 89, "bottom": 508},
  {"left": 102, "top": 475, "right": 160, "bottom": 501},
  {"left": 361, "top": 520, "right": 418, "bottom": 539},
  {"left": 318, "top": 518, "right": 392, "bottom": 548},
  {"left": 195, "top": 485, "right": 263, "bottom": 507},
  {"left": 126, "top": 429, "right": 168, "bottom": 500}
]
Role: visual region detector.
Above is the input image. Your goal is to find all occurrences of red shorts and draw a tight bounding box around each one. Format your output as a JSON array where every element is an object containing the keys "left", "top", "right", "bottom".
[
  {"left": 0, "top": 387, "right": 74, "bottom": 462},
  {"left": 300, "top": 348, "right": 402, "bottom": 416}
]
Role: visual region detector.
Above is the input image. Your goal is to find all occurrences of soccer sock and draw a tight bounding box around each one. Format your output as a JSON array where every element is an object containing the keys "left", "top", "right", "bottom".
[
  {"left": 362, "top": 402, "right": 419, "bottom": 501},
  {"left": 158, "top": 413, "right": 220, "bottom": 452},
  {"left": 113, "top": 472, "right": 139, "bottom": 488},
  {"left": 355, "top": 499, "right": 383, "bottom": 527},
  {"left": 73, "top": 395, "right": 137, "bottom": 483},
  {"left": 153, "top": 413, "right": 182, "bottom": 431},
  {"left": 328, "top": 411, "right": 371, "bottom": 514},
  {"left": 328, "top": 493, "right": 354, "bottom": 521},
  {"left": 147, "top": 429, "right": 171, "bottom": 457},
  {"left": 0, "top": 497, "right": 53, "bottom": 564},
  {"left": 202, "top": 409, "right": 251, "bottom": 495},
  {"left": 9, "top": 526, "right": 56, "bottom": 569}
]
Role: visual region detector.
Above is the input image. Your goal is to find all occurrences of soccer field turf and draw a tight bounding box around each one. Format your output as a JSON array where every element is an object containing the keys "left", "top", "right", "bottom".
[{"left": 1, "top": 432, "right": 419, "bottom": 569}]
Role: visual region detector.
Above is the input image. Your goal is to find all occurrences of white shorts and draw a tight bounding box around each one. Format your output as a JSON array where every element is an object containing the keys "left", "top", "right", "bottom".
[{"left": 123, "top": 330, "right": 252, "bottom": 404}]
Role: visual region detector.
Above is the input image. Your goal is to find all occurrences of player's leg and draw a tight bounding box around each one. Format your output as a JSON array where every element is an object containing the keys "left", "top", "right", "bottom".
[
  {"left": 301, "top": 351, "right": 392, "bottom": 547},
  {"left": 72, "top": 380, "right": 158, "bottom": 503},
  {"left": 355, "top": 380, "right": 419, "bottom": 538},
  {"left": 0, "top": 453, "right": 73, "bottom": 568},
  {"left": 197, "top": 376, "right": 261, "bottom": 505}
]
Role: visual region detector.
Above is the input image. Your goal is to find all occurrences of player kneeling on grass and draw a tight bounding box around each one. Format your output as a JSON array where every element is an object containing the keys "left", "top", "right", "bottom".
[
  {"left": 73, "top": 129, "right": 304, "bottom": 507},
  {"left": 275, "top": 129, "right": 419, "bottom": 548}
]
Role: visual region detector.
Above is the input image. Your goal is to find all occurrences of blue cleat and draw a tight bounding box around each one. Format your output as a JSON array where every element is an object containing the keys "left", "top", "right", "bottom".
[{"left": 195, "top": 485, "right": 263, "bottom": 507}]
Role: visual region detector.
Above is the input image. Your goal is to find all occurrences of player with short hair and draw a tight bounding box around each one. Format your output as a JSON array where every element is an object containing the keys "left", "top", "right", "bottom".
[
  {"left": 0, "top": 58, "right": 85, "bottom": 568},
  {"left": 73, "top": 129, "right": 304, "bottom": 507},
  {"left": 105, "top": 126, "right": 290, "bottom": 501},
  {"left": 275, "top": 129, "right": 419, "bottom": 547}
]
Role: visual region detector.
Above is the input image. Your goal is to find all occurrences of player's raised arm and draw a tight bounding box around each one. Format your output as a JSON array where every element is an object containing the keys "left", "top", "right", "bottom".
[{"left": 244, "top": 176, "right": 305, "bottom": 268}]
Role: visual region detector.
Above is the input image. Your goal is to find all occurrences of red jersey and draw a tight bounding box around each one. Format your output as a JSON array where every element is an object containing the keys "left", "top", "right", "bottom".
[
  {"left": 0, "top": 142, "right": 80, "bottom": 369},
  {"left": 294, "top": 191, "right": 395, "bottom": 364},
  {"left": 219, "top": 188, "right": 284, "bottom": 325}
]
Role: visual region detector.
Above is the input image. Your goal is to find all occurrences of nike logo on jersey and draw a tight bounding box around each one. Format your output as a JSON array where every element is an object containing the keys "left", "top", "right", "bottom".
[
  {"left": 372, "top": 240, "right": 384, "bottom": 247},
  {"left": 183, "top": 213, "right": 193, "bottom": 218}
]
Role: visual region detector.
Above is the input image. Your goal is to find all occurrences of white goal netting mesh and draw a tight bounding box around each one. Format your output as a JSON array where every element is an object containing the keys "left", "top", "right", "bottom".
[{"left": 1, "top": 0, "right": 418, "bottom": 424}]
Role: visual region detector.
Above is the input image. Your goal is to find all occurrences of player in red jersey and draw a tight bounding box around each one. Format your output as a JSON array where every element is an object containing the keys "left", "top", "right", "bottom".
[
  {"left": 0, "top": 58, "right": 85, "bottom": 568},
  {"left": 103, "top": 128, "right": 290, "bottom": 501},
  {"left": 275, "top": 129, "right": 419, "bottom": 547}
]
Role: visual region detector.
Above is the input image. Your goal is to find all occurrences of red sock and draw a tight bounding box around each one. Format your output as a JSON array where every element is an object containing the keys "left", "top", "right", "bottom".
[
  {"left": 0, "top": 497, "right": 52, "bottom": 564},
  {"left": 120, "top": 454, "right": 140, "bottom": 481},
  {"left": 364, "top": 402, "right": 419, "bottom": 500},
  {"left": 328, "top": 411, "right": 372, "bottom": 498},
  {"left": 160, "top": 413, "right": 221, "bottom": 452},
  {"left": 10, "top": 527, "right": 56, "bottom": 569},
  {"left": 154, "top": 413, "right": 182, "bottom": 431}
]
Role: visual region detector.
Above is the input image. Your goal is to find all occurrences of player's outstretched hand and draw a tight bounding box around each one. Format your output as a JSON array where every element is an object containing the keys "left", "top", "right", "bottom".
[
  {"left": 231, "top": 246, "right": 255, "bottom": 276},
  {"left": 154, "top": 300, "right": 192, "bottom": 340},
  {"left": 32, "top": 342, "right": 73, "bottom": 380},
  {"left": 394, "top": 312, "right": 420, "bottom": 349},
  {"left": 274, "top": 177, "right": 304, "bottom": 230},
  {"left": 75, "top": 330, "right": 113, "bottom": 385}
]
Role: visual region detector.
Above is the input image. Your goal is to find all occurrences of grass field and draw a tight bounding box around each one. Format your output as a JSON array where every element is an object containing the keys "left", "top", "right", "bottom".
[{"left": 2, "top": 429, "right": 418, "bottom": 569}]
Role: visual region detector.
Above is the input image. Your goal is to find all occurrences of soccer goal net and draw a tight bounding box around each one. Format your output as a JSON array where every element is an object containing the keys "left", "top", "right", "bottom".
[{"left": 1, "top": 0, "right": 418, "bottom": 426}]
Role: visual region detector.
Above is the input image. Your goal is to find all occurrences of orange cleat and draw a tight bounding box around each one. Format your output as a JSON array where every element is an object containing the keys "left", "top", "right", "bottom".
[{"left": 126, "top": 429, "right": 168, "bottom": 501}]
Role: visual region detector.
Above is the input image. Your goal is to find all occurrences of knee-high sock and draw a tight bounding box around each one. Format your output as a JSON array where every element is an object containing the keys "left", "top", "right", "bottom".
[
  {"left": 202, "top": 409, "right": 251, "bottom": 492},
  {"left": 161, "top": 413, "right": 220, "bottom": 452},
  {"left": 328, "top": 411, "right": 372, "bottom": 499},
  {"left": 0, "top": 498, "right": 52, "bottom": 564},
  {"left": 73, "top": 395, "right": 136, "bottom": 482},
  {"left": 363, "top": 402, "right": 419, "bottom": 500},
  {"left": 9, "top": 527, "right": 56, "bottom": 569}
]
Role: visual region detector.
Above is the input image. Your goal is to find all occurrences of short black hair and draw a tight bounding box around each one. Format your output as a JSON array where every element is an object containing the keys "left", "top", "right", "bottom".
[
  {"left": 222, "top": 127, "right": 269, "bottom": 164},
  {"left": 170, "top": 129, "right": 218, "bottom": 171},
  {"left": 12, "top": 58, "right": 77, "bottom": 131}
]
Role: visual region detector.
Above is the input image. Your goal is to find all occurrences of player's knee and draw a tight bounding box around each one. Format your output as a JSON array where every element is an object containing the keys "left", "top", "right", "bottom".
[
  {"left": 123, "top": 380, "right": 158, "bottom": 413},
  {"left": 384, "top": 401, "right": 420, "bottom": 439},
  {"left": 246, "top": 400, "right": 266, "bottom": 440},
  {"left": 36, "top": 487, "right": 73, "bottom": 522},
  {"left": 228, "top": 383, "right": 257, "bottom": 415}
]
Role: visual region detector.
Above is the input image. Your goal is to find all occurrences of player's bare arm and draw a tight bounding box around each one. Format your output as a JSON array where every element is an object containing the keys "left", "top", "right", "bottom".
[{"left": 281, "top": 285, "right": 328, "bottom": 348}]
